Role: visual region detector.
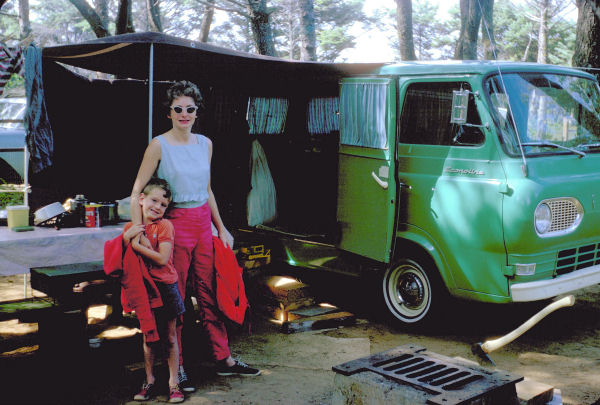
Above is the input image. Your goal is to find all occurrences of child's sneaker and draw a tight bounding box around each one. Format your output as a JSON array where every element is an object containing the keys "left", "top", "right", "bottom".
[
  {"left": 168, "top": 385, "right": 185, "bottom": 403},
  {"left": 134, "top": 382, "right": 156, "bottom": 401},
  {"left": 178, "top": 366, "right": 195, "bottom": 392}
]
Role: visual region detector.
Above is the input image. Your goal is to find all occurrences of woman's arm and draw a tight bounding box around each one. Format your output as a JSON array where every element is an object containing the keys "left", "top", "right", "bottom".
[
  {"left": 131, "top": 239, "right": 173, "bottom": 266},
  {"left": 206, "top": 138, "right": 233, "bottom": 248},
  {"left": 130, "top": 138, "right": 161, "bottom": 225}
]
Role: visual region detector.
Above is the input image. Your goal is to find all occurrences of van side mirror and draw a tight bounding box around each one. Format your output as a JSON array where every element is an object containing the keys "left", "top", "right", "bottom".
[{"left": 450, "top": 90, "right": 469, "bottom": 124}]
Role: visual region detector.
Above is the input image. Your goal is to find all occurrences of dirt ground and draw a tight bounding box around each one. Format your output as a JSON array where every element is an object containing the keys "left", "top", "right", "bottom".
[{"left": 1, "top": 270, "right": 600, "bottom": 405}]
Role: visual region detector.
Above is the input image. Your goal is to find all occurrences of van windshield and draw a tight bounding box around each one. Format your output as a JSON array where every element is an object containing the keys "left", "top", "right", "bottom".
[{"left": 486, "top": 73, "right": 600, "bottom": 156}]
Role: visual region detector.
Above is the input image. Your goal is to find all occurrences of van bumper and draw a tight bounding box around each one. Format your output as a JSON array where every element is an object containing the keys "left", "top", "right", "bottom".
[{"left": 511, "top": 263, "right": 600, "bottom": 301}]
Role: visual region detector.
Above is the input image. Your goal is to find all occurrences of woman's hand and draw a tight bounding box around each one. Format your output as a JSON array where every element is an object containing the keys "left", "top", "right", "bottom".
[{"left": 219, "top": 227, "right": 234, "bottom": 249}]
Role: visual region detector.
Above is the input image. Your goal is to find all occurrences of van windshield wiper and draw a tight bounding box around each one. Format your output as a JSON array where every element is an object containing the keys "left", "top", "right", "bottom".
[
  {"left": 577, "top": 143, "right": 600, "bottom": 151},
  {"left": 521, "top": 142, "right": 586, "bottom": 157}
]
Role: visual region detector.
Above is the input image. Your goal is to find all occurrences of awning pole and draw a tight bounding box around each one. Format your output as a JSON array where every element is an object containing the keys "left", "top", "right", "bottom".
[{"left": 148, "top": 43, "right": 154, "bottom": 144}]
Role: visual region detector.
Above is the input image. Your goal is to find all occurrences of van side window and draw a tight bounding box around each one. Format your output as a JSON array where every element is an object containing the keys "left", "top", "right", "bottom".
[
  {"left": 340, "top": 81, "right": 388, "bottom": 148},
  {"left": 400, "top": 82, "right": 484, "bottom": 146}
]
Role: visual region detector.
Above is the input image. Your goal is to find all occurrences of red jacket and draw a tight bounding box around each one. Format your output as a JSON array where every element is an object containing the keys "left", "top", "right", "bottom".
[
  {"left": 213, "top": 236, "right": 248, "bottom": 325},
  {"left": 104, "top": 235, "right": 162, "bottom": 342}
]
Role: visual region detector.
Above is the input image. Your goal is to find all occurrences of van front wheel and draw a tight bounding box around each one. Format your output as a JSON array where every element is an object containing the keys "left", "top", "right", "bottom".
[{"left": 382, "top": 259, "right": 436, "bottom": 325}]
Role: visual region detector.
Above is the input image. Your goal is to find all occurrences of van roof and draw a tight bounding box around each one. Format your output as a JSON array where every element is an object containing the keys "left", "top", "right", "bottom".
[{"left": 373, "top": 60, "right": 594, "bottom": 79}]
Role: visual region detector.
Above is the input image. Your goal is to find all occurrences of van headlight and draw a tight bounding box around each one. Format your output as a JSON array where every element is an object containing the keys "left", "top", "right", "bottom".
[
  {"left": 534, "top": 203, "right": 552, "bottom": 234},
  {"left": 534, "top": 198, "right": 583, "bottom": 237}
]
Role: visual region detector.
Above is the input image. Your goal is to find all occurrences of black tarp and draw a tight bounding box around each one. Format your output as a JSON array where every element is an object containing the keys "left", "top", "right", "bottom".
[{"left": 37, "top": 32, "right": 384, "bottom": 229}]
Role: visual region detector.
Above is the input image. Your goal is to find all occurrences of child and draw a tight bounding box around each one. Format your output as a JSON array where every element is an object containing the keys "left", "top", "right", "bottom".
[{"left": 123, "top": 178, "right": 185, "bottom": 403}]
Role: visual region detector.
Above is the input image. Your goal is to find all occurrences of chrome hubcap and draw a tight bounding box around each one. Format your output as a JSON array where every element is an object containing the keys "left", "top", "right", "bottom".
[{"left": 397, "top": 272, "right": 425, "bottom": 309}]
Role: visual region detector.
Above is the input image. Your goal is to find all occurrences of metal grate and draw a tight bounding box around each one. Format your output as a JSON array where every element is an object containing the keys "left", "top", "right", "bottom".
[
  {"left": 333, "top": 344, "right": 523, "bottom": 405},
  {"left": 557, "top": 242, "right": 600, "bottom": 275},
  {"left": 548, "top": 199, "right": 580, "bottom": 232}
]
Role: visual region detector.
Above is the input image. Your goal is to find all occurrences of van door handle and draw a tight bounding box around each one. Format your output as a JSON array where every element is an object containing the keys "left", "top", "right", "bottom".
[{"left": 371, "top": 171, "right": 388, "bottom": 189}]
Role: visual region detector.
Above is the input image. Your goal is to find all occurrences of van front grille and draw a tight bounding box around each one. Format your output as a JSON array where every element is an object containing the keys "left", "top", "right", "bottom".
[{"left": 557, "top": 242, "right": 600, "bottom": 275}]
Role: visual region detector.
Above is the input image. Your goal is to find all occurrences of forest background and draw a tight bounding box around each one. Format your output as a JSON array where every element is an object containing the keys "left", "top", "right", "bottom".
[{"left": 1, "top": 0, "right": 600, "bottom": 86}]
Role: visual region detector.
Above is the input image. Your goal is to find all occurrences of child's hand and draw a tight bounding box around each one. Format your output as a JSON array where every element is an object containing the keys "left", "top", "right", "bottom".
[
  {"left": 124, "top": 224, "right": 145, "bottom": 245},
  {"left": 139, "top": 233, "right": 152, "bottom": 249},
  {"left": 131, "top": 233, "right": 144, "bottom": 253}
]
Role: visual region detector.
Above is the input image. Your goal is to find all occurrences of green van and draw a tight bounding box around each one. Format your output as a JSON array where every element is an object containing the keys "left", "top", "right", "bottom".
[
  {"left": 37, "top": 36, "right": 600, "bottom": 327},
  {"left": 250, "top": 61, "right": 600, "bottom": 326}
]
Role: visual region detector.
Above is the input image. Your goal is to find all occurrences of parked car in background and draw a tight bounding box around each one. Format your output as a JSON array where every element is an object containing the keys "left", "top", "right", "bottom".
[{"left": 0, "top": 95, "right": 27, "bottom": 182}]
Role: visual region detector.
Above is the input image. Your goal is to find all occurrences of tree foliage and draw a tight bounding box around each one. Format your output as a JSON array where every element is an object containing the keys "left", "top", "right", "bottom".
[
  {"left": 314, "top": 0, "right": 368, "bottom": 61},
  {"left": 0, "top": 0, "right": 584, "bottom": 65},
  {"left": 494, "top": 0, "right": 575, "bottom": 64}
]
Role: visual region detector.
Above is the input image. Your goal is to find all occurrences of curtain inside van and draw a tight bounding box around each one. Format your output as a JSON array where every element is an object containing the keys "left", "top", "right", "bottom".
[
  {"left": 339, "top": 82, "right": 387, "bottom": 148},
  {"left": 307, "top": 97, "right": 339, "bottom": 135},
  {"left": 247, "top": 97, "right": 289, "bottom": 135}
]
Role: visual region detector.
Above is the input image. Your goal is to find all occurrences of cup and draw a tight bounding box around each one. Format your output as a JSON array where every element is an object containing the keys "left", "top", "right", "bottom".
[{"left": 7, "top": 205, "right": 29, "bottom": 229}]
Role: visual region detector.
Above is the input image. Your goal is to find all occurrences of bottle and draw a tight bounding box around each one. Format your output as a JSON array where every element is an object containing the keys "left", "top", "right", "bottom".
[{"left": 74, "top": 194, "right": 88, "bottom": 226}]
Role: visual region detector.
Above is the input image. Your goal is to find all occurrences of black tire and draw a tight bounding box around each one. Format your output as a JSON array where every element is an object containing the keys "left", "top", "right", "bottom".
[{"left": 381, "top": 256, "right": 446, "bottom": 326}]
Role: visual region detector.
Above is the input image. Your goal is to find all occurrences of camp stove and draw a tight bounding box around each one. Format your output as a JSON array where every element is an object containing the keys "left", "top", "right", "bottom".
[{"left": 332, "top": 344, "right": 523, "bottom": 405}]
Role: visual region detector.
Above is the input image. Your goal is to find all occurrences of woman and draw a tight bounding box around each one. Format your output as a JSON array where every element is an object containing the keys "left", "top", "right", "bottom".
[{"left": 130, "top": 80, "right": 260, "bottom": 393}]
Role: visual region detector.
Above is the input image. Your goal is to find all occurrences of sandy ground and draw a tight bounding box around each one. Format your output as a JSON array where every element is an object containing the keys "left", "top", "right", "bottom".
[{"left": 1, "top": 271, "right": 600, "bottom": 405}]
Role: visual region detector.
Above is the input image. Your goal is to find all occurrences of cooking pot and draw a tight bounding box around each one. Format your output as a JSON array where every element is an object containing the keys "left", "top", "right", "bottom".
[{"left": 34, "top": 202, "right": 66, "bottom": 225}]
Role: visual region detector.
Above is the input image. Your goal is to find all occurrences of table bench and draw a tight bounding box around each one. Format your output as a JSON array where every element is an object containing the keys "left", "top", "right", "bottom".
[
  {"left": 24, "top": 261, "right": 123, "bottom": 355},
  {"left": 30, "top": 261, "right": 108, "bottom": 304}
]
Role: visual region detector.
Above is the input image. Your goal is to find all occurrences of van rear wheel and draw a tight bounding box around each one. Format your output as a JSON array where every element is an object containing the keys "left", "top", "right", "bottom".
[{"left": 382, "top": 258, "right": 438, "bottom": 325}]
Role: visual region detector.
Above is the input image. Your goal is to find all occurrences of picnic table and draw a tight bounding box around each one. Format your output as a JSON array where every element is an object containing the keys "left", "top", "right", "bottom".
[
  {"left": 0, "top": 223, "right": 124, "bottom": 276},
  {"left": 0, "top": 224, "right": 125, "bottom": 354}
]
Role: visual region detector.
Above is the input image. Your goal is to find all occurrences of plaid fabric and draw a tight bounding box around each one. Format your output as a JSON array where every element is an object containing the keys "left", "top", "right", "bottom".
[{"left": 0, "top": 44, "right": 25, "bottom": 97}]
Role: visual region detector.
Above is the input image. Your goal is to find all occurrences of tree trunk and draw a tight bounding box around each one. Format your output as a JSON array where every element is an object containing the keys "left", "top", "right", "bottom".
[
  {"left": 480, "top": 0, "right": 496, "bottom": 59},
  {"left": 537, "top": 0, "right": 549, "bottom": 63},
  {"left": 522, "top": 33, "right": 533, "bottom": 61},
  {"left": 395, "top": 0, "right": 417, "bottom": 60},
  {"left": 18, "top": 0, "right": 31, "bottom": 40},
  {"left": 67, "top": 0, "right": 110, "bottom": 38},
  {"left": 572, "top": 0, "right": 600, "bottom": 80},
  {"left": 454, "top": 0, "right": 481, "bottom": 60},
  {"left": 146, "top": 0, "right": 163, "bottom": 32},
  {"left": 299, "top": 0, "right": 317, "bottom": 61},
  {"left": 116, "top": 0, "right": 135, "bottom": 35},
  {"left": 287, "top": 10, "right": 295, "bottom": 59},
  {"left": 93, "top": 0, "right": 109, "bottom": 29},
  {"left": 246, "top": 0, "right": 277, "bottom": 56},
  {"left": 199, "top": 0, "right": 215, "bottom": 42}
]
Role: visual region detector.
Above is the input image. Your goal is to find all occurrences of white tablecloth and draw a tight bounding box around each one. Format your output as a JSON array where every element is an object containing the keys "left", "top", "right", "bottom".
[{"left": 0, "top": 224, "right": 124, "bottom": 275}]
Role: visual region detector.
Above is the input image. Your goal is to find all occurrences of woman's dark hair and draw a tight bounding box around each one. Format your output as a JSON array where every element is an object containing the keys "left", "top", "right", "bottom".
[{"left": 165, "top": 80, "right": 202, "bottom": 107}]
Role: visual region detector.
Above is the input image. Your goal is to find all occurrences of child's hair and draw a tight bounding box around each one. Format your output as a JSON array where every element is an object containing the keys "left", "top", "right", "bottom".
[{"left": 142, "top": 177, "right": 172, "bottom": 201}]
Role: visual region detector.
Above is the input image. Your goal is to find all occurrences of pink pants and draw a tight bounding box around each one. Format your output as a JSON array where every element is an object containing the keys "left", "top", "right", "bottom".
[{"left": 166, "top": 203, "right": 230, "bottom": 364}]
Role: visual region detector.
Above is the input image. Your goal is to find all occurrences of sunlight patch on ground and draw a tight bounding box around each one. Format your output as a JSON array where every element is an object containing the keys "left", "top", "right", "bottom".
[
  {"left": 0, "top": 319, "right": 37, "bottom": 335},
  {"left": 2, "top": 344, "right": 38, "bottom": 356},
  {"left": 87, "top": 304, "right": 110, "bottom": 324},
  {"left": 97, "top": 325, "right": 139, "bottom": 339}
]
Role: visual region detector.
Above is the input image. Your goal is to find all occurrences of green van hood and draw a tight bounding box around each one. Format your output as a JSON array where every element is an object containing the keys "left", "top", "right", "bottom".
[{"left": 503, "top": 153, "right": 600, "bottom": 263}]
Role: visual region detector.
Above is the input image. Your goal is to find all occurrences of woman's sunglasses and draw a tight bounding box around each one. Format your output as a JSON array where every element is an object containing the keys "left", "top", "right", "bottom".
[{"left": 170, "top": 106, "right": 198, "bottom": 114}]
